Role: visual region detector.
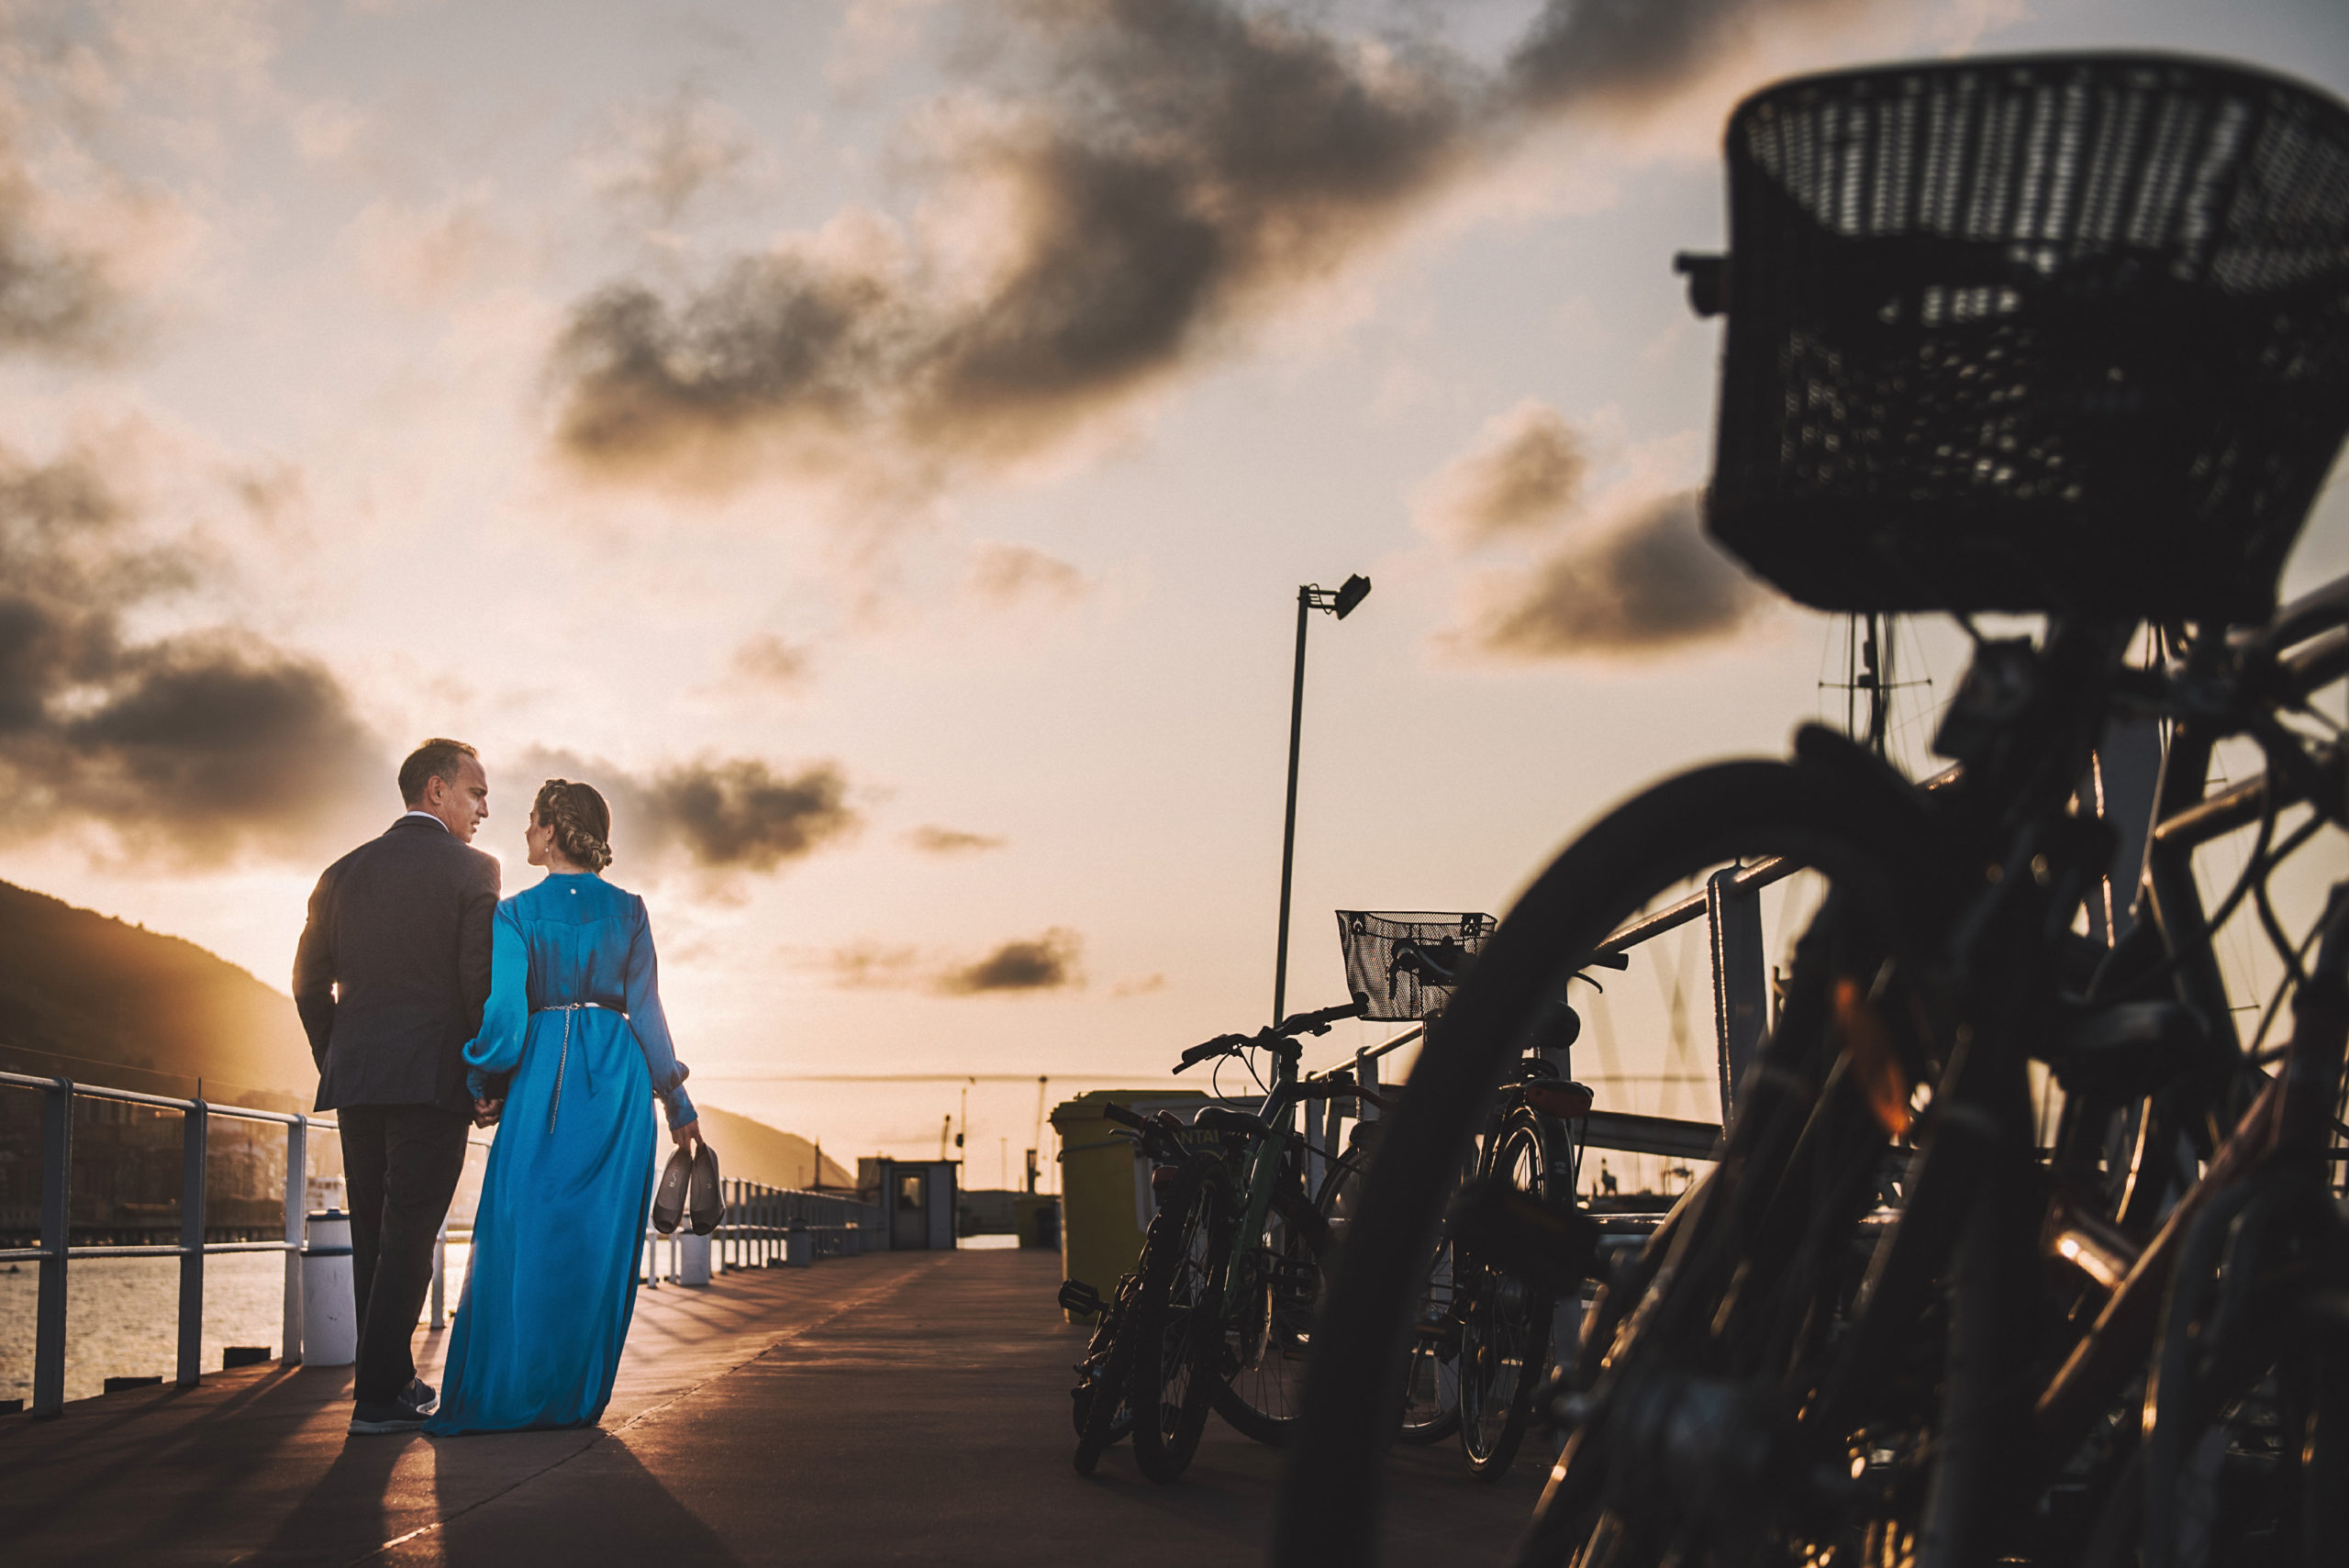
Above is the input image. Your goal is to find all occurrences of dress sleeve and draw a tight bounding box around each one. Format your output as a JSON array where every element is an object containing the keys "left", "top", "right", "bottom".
[
  {"left": 625, "top": 895, "right": 695, "bottom": 1130},
  {"left": 462, "top": 901, "right": 528, "bottom": 1103}
]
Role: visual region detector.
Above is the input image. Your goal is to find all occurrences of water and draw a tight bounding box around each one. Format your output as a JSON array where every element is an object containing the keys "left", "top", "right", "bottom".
[{"left": 0, "top": 1245, "right": 472, "bottom": 1407}]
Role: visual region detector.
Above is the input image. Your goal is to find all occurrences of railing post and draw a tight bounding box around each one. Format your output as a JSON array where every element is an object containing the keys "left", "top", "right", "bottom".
[
  {"left": 283, "top": 1116, "right": 306, "bottom": 1366},
  {"left": 178, "top": 1094, "right": 207, "bottom": 1388},
  {"left": 429, "top": 1217, "right": 447, "bottom": 1327},
  {"left": 34, "top": 1078, "right": 72, "bottom": 1418},
  {"left": 1708, "top": 867, "right": 1767, "bottom": 1124},
  {"left": 1355, "top": 1050, "right": 1380, "bottom": 1122}
]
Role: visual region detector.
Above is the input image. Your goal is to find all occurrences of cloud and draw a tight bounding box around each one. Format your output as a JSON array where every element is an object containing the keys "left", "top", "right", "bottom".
[
  {"left": 560, "top": 0, "right": 1865, "bottom": 495},
  {"left": 728, "top": 633, "right": 813, "bottom": 690},
  {"left": 823, "top": 927, "right": 1085, "bottom": 995},
  {"left": 1506, "top": 0, "right": 1871, "bottom": 117},
  {"left": 518, "top": 750, "right": 859, "bottom": 874},
  {"left": 636, "top": 759, "right": 858, "bottom": 872},
  {"left": 1463, "top": 488, "right": 1769, "bottom": 658},
  {"left": 343, "top": 183, "right": 532, "bottom": 308},
  {"left": 966, "top": 541, "right": 1088, "bottom": 606},
  {"left": 0, "top": 445, "right": 385, "bottom": 861},
  {"left": 584, "top": 84, "right": 762, "bottom": 226},
  {"left": 0, "top": 138, "right": 132, "bottom": 358},
  {"left": 1414, "top": 398, "right": 1587, "bottom": 541},
  {"left": 938, "top": 929, "right": 1082, "bottom": 994},
  {"left": 904, "top": 825, "right": 1005, "bottom": 855}
]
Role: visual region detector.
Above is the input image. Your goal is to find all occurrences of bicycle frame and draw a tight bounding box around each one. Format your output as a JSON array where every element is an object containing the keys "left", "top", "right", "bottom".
[
  {"left": 1811, "top": 596, "right": 2349, "bottom": 1517},
  {"left": 1203, "top": 1053, "right": 1316, "bottom": 1314}
]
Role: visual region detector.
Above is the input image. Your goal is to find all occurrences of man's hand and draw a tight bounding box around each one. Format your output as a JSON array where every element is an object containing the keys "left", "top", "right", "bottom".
[{"left": 473, "top": 1096, "right": 504, "bottom": 1129}]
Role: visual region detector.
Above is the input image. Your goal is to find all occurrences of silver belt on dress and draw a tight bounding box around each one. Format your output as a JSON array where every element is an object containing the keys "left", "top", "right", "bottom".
[{"left": 535, "top": 1003, "right": 616, "bottom": 1132}]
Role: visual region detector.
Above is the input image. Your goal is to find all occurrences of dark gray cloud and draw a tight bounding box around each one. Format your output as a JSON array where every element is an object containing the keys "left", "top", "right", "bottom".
[
  {"left": 520, "top": 749, "right": 858, "bottom": 874},
  {"left": 905, "top": 825, "right": 1006, "bottom": 855},
  {"left": 551, "top": 0, "right": 1845, "bottom": 488},
  {"left": 823, "top": 927, "right": 1084, "bottom": 995},
  {"left": 1507, "top": 0, "right": 1866, "bottom": 116},
  {"left": 647, "top": 758, "right": 856, "bottom": 870},
  {"left": 0, "top": 447, "right": 384, "bottom": 860},
  {"left": 1417, "top": 398, "right": 1589, "bottom": 540},
  {"left": 1470, "top": 489, "right": 1768, "bottom": 657},
  {"left": 938, "top": 929, "right": 1082, "bottom": 994}
]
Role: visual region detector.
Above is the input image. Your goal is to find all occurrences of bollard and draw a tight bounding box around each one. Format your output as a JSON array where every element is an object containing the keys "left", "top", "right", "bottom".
[
  {"left": 677, "top": 1230, "right": 712, "bottom": 1285},
  {"left": 301, "top": 1210, "right": 358, "bottom": 1366},
  {"left": 785, "top": 1226, "right": 814, "bottom": 1267}
]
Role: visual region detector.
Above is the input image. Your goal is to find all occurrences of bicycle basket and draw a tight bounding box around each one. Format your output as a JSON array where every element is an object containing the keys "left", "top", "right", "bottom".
[
  {"left": 1706, "top": 53, "right": 2349, "bottom": 625},
  {"left": 1336, "top": 911, "right": 1496, "bottom": 1023}
]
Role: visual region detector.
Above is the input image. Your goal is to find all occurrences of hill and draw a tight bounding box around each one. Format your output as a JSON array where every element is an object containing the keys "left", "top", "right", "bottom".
[
  {"left": 0, "top": 878, "right": 317, "bottom": 1111},
  {"left": 694, "top": 1104, "right": 855, "bottom": 1191}
]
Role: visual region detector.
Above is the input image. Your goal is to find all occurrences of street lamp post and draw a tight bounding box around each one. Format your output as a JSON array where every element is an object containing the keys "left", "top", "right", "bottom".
[{"left": 1273, "top": 573, "right": 1371, "bottom": 1027}]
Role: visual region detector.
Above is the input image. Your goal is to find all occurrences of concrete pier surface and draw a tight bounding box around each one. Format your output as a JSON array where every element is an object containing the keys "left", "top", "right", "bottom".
[{"left": 2, "top": 1250, "right": 1532, "bottom": 1564}]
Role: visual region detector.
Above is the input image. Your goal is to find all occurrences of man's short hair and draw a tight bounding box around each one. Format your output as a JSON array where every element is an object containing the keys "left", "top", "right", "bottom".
[{"left": 399, "top": 739, "right": 480, "bottom": 806}]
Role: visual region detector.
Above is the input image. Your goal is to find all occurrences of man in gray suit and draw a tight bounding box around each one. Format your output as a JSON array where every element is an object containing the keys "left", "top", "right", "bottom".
[{"left": 295, "top": 739, "right": 500, "bottom": 1434}]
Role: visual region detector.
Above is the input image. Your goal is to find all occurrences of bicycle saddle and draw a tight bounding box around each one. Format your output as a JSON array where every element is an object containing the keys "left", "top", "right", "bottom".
[{"left": 1195, "top": 1106, "right": 1265, "bottom": 1137}]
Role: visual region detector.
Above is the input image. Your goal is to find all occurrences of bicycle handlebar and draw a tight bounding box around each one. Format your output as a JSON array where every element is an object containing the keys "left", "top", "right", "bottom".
[
  {"left": 1273, "top": 1000, "right": 1367, "bottom": 1037},
  {"left": 1171, "top": 1001, "right": 1368, "bottom": 1073},
  {"left": 1174, "top": 1033, "right": 1252, "bottom": 1073}
]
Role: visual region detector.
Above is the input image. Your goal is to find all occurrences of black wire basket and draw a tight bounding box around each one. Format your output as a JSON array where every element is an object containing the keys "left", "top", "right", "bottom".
[
  {"left": 1336, "top": 911, "right": 1496, "bottom": 1023},
  {"left": 1706, "top": 53, "right": 2349, "bottom": 625}
]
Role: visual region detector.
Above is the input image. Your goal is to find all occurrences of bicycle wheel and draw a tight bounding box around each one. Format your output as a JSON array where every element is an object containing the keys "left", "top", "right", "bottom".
[
  {"left": 1458, "top": 1106, "right": 1560, "bottom": 1479},
  {"left": 1319, "top": 1128, "right": 1462, "bottom": 1445},
  {"left": 1277, "top": 742, "right": 1954, "bottom": 1566},
  {"left": 1073, "top": 1272, "right": 1142, "bottom": 1475},
  {"left": 2081, "top": 1173, "right": 2349, "bottom": 1567},
  {"left": 1130, "top": 1159, "right": 1230, "bottom": 1483},
  {"left": 1213, "top": 1187, "right": 1331, "bottom": 1445}
]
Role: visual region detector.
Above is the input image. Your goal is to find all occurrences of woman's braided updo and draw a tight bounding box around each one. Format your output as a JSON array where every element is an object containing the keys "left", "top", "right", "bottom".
[{"left": 534, "top": 778, "right": 613, "bottom": 873}]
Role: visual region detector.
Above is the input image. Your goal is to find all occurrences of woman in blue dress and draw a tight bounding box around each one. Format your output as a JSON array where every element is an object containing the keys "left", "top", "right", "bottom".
[{"left": 428, "top": 778, "right": 698, "bottom": 1434}]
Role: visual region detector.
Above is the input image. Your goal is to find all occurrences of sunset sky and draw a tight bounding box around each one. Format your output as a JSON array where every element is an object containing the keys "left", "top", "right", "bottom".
[{"left": 2, "top": 0, "right": 2343, "bottom": 1183}]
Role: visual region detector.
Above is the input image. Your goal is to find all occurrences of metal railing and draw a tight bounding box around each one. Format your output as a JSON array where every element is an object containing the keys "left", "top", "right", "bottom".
[
  {"left": 6, "top": 1072, "right": 889, "bottom": 1418},
  {"left": 1, "top": 1071, "right": 316, "bottom": 1419}
]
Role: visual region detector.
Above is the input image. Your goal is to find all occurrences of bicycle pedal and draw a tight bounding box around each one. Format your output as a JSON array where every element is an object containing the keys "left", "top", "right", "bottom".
[{"left": 1058, "top": 1278, "right": 1105, "bottom": 1317}]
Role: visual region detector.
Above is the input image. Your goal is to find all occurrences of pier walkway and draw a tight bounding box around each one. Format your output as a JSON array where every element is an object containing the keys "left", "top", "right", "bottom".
[{"left": 2, "top": 1249, "right": 1531, "bottom": 1564}]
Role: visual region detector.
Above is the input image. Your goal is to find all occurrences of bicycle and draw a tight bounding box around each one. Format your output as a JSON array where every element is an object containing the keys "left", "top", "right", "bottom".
[
  {"left": 1119, "top": 999, "right": 1373, "bottom": 1481},
  {"left": 1276, "top": 50, "right": 2349, "bottom": 1567}
]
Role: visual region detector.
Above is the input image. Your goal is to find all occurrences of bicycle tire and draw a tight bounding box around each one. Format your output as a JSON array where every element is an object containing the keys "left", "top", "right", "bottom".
[
  {"left": 1073, "top": 1272, "right": 1142, "bottom": 1475},
  {"left": 1212, "top": 1187, "right": 1331, "bottom": 1445},
  {"left": 1275, "top": 746, "right": 1950, "bottom": 1567},
  {"left": 2087, "top": 1170, "right": 2349, "bottom": 1567},
  {"left": 1130, "top": 1160, "right": 1230, "bottom": 1483},
  {"left": 1458, "top": 1106, "right": 1560, "bottom": 1479},
  {"left": 1319, "top": 1133, "right": 1462, "bottom": 1446}
]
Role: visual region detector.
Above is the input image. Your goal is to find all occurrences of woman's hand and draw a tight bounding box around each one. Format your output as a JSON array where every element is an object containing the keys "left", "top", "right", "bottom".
[
  {"left": 473, "top": 1096, "right": 503, "bottom": 1129},
  {"left": 670, "top": 1117, "right": 699, "bottom": 1149}
]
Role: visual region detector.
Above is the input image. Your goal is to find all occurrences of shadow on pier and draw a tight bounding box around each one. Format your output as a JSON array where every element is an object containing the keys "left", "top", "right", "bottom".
[{"left": 2, "top": 1250, "right": 1528, "bottom": 1564}]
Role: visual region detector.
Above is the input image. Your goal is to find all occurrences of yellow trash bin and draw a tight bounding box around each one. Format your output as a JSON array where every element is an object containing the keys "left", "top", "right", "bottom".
[{"left": 1048, "top": 1088, "right": 1233, "bottom": 1322}]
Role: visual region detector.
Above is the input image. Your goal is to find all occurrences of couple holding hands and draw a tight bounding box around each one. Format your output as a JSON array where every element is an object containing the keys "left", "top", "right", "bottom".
[{"left": 295, "top": 739, "right": 704, "bottom": 1435}]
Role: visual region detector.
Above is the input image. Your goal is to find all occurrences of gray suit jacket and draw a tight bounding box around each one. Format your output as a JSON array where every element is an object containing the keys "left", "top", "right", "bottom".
[{"left": 294, "top": 816, "right": 501, "bottom": 1115}]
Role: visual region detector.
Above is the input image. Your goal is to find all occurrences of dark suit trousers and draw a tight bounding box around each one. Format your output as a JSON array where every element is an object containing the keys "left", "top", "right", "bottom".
[{"left": 340, "top": 1104, "right": 468, "bottom": 1404}]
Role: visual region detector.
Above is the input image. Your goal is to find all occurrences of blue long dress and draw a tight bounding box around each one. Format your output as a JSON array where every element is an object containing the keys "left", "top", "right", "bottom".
[{"left": 427, "top": 872, "right": 696, "bottom": 1434}]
